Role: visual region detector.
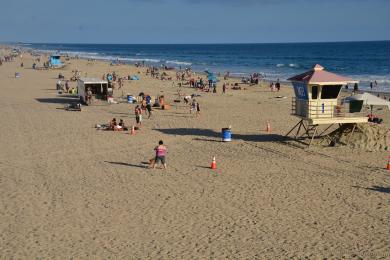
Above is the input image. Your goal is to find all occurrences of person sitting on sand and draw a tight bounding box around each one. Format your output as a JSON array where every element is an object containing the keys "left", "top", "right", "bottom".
[
  {"left": 113, "top": 122, "right": 123, "bottom": 131},
  {"left": 110, "top": 118, "right": 117, "bottom": 130},
  {"left": 368, "top": 114, "right": 383, "bottom": 124},
  {"left": 150, "top": 140, "right": 167, "bottom": 169},
  {"left": 118, "top": 119, "right": 128, "bottom": 131}
]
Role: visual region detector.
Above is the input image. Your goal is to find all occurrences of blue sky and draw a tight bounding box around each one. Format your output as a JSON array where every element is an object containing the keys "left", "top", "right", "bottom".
[{"left": 1, "top": 0, "right": 389, "bottom": 43}]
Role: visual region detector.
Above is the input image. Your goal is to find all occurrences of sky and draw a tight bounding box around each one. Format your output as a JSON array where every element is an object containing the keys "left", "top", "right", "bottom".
[{"left": 0, "top": 0, "right": 389, "bottom": 44}]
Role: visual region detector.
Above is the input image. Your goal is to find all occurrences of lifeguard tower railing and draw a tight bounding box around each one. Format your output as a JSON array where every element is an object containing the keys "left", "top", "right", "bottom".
[{"left": 291, "top": 97, "right": 364, "bottom": 119}]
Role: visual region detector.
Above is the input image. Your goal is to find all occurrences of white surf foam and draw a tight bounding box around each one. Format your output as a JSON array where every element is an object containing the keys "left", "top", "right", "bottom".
[{"left": 166, "top": 60, "right": 192, "bottom": 66}]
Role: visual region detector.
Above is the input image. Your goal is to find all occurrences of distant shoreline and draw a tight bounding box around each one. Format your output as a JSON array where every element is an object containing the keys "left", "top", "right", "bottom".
[{"left": 4, "top": 42, "right": 390, "bottom": 94}]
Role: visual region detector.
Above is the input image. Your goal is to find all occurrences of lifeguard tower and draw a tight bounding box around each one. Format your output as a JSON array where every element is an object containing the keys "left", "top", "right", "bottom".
[
  {"left": 49, "top": 54, "right": 64, "bottom": 68},
  {"left": 285, "top": 64, "right": 368, "bottom": 146}
]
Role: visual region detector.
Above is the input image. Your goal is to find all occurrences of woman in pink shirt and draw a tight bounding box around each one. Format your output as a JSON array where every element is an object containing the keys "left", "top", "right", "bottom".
[{"left": 151, "top": 140, "right": 167, "bottom": 169}]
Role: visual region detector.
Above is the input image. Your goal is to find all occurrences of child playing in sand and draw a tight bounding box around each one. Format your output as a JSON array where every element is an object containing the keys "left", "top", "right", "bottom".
[{"left": 150, "top": 140, "right": 167, "bottom": 169}]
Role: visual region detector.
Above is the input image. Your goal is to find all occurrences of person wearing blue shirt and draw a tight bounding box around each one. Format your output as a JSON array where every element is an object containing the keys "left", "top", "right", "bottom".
[{"left": 146, "top": 95, "right": 152, "bottom": 118}]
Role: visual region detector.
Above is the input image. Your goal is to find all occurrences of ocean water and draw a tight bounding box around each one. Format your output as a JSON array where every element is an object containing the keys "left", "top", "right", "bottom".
[{"left": 21, "top": 41, "right": 390, "bottom": 91}]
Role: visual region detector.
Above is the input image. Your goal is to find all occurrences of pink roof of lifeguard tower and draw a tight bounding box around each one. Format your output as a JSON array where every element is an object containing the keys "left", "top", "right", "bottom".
[{"left": 288, "top": 64, "right": 358, "bottom": 84}]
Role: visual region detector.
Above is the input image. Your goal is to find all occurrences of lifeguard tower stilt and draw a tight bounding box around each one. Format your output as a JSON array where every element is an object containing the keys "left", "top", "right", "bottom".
[{"left": 285, "top": 64, "right": 368, "bottom": 147}]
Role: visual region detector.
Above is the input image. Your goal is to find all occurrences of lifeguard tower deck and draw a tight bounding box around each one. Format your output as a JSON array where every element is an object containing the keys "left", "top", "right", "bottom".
[{"left": 286, "top": 64, "right": 368, "bottom": 146}]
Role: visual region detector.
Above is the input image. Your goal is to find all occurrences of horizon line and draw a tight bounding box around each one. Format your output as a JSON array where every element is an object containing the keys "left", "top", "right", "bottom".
[{"left": 3, "top": 39, "right": 390, "bottom": 46}]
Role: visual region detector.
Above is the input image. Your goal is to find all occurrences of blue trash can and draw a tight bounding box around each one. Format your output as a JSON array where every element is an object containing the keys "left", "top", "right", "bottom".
[
  {"left": 222, "top": 128, "right": 232, "bottom": 142},
  {"left": 127, "top": 95, "right": 134, "bottom": 103}
]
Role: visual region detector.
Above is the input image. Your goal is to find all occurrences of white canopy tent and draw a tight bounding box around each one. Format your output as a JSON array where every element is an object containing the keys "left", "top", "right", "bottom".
[{"left": 345, "top": 93, "right": 390, "bottom": 110}]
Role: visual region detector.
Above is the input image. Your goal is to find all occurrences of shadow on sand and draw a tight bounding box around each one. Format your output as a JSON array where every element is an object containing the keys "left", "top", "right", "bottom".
[
  {"left": 365, "top": 186, "right": 390, "bottom": 194},
  {"left": 153, "top": 127, "right": 288, "bottom": 142},
  {"left": 36, "top": 97, "right": 79, "bottom": 104},
  {"left": 353, "top": 185, "right": 390, "bottom": 194},
  {"left": 105, "top": 161, "right": 149, "bottom": 169}
]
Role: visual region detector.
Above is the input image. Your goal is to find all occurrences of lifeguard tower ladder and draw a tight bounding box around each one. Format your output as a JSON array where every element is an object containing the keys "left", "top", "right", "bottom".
[{"left": 285, "top": 64, "right": 368, "bottom": 146}]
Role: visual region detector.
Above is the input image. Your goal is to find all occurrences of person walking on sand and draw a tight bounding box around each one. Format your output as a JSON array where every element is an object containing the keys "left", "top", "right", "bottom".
[
  {"left": 65, "top": 80, "right": 70, "bottom": 93},
  {"left": 118, "top": 77, "right": 123, "bottom": 89},
  {"left": 222, "top": 83, "right": 226, "bottom": 94},
  {"left": 353, "top": 83, "right": 359, "bottom": 93},
  {"left": 190, "top": 99, "right": 196, "bottom": 114},
  {"left": 56, "top": 80, "right": 62, "bottom": 91},
  {"left": 276, "top": 79, "right": 281, "bottom": 92},
  {"left": 196, "top": 101, "right": 201, "bottom": 117},
  {"left": 135, "top": 105, "right": 142, "bottom": 126},
  {"left": 86, "top": 87, "right": 93, "bottom": 105},
  {"left": 145, "top": 94, "right": 152, "bottom": 118},
  {"left": 270, "top": 82, "right": 275, "bottom": 92},
  {"left": 150, "top": 140, "right": 167, "bottom": 169}
]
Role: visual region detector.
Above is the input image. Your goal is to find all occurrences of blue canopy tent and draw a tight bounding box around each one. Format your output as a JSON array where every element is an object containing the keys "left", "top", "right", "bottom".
[{"left": 205, "top": 70, "right": 217, "bottom": 83}]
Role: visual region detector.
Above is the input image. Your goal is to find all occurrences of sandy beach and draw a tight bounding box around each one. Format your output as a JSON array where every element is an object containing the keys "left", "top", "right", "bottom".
[{"left": 0, "top": 49, "right": 389, "bottom": 259}]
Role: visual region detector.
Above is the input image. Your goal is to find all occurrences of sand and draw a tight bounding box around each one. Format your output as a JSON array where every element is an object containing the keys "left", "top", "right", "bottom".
[
  {"left": 0, "top": 49, "right": 389, "bottom": 259},
  {"left": 321, "top": 124, "right": 390, "bottom": 151}
]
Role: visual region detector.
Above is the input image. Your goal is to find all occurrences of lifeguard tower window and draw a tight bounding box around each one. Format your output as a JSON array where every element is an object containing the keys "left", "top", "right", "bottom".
[
  {"left": 312, "top": 86, "right": 318, "bottom": 99},
  {"left": 321, "top": 85, "right": 342, "bottom": 99}
]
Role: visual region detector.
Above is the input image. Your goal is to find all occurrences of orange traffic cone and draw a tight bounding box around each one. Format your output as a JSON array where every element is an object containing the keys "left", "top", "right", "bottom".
[
  {"left": 387, "top": 156, "right": 390, "bottom": 170},
  {"left": 210, "top": 156, "right": 217, "bottom": 170},
  {"left": 131, "top": 126, "right": 136, "bottom": 135},
  {"left": 266, "top": 121, "right": 271, "bottom": 133}
]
